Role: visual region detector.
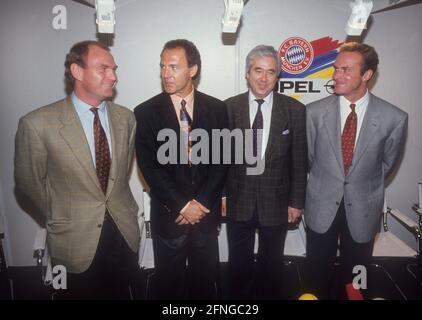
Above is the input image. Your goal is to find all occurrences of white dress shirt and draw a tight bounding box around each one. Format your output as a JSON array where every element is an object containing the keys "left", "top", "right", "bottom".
[
  {"left": 249, "top": 91, "right": 274, "bottom": 156},
  {"left": 340, "top": 90, "right": 369, "bottom": 148}
]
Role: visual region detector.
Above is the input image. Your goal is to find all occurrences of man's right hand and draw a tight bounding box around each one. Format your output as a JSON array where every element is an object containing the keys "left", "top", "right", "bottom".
[{"left": 175, "top": 200, "right": 209, "bottom": 225}]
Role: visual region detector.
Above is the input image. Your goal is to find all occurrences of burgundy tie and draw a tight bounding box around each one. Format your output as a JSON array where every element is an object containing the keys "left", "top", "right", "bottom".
[
  {"left": 91, "top": 107, "right": 111, "bottom": 194},
  {"left": 342, "top": 104, "right": 357, "bottom": 176}
]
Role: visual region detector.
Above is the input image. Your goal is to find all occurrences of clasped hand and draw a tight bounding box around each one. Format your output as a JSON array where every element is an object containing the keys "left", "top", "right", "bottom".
[{"left": 175, "top": 199, "right": 210, "bottom": 225}]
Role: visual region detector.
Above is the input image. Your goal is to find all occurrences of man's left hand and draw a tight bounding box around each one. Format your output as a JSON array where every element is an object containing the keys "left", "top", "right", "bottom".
[{"left": 288, "top": 206, "right": 303, "bottom": 224}]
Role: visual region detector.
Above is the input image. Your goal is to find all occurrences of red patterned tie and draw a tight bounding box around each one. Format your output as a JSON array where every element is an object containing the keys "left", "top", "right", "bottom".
[
  {"left": 342, "top": 104, "right": 357, "bottom": 176},
  {"left": 91, "top": 107, "right": 111, "bottom": 194}
]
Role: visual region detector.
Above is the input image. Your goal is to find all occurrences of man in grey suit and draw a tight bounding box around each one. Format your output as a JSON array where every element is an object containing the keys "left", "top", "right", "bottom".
[
  {"left": 14, "top": 41, "right": 140, "bottom": 299},
  {"left": 225, "top": 45, "right": 307, "bottom": 299},
  {"left": 305, "top": 42, "right": 408, "bottom": 299}
]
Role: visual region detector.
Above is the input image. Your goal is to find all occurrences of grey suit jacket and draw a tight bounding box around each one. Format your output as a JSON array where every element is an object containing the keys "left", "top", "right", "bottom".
[
  {"left": 15, "top": 98, "right": 140, "bottom": 273},
  {"left": 305, "top": 93, "right": 408, "bottom": 243},
  {"left": 225, "top": 92, "right": 307, "bottom": 226}
]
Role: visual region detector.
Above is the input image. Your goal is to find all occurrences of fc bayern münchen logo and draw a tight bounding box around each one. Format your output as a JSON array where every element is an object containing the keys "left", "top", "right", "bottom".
[{"left": 279, "top": 37, "right": 314, "bottom": 74}]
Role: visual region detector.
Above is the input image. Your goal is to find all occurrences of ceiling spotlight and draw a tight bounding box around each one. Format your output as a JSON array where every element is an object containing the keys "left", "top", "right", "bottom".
[
  {"left": 95, "top": 0, "right": 115, "bottom": 34},
  {"left": 222, "top": 0, "right": 244, "bottom": 33},
  {"left": 345, "top": 0, "right": 373, "bottom": 36}
]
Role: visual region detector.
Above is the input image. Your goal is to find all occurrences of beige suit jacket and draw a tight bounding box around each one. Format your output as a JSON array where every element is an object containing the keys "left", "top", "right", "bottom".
[{"left": 15, "top": 97, "right": 140, "bottom": 273}]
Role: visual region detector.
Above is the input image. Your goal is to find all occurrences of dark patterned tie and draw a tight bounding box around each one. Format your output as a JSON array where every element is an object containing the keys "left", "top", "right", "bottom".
[
  {"left": 91, "top": 107, "right": 111, "bottom": 194},
  {"left": 252, "top": 99, "right": 265, "bottom": 158},
  {"left": 342, "top": 103, "right": 357, "bottom": 176},
  {"left": 180, "top": 99, "right": 192, "bottom": 163}
]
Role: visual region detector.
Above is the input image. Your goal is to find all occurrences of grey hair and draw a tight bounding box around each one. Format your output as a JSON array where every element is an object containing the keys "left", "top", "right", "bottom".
[{"left": 245, "top": 45, "right": 281, "bottom": 75}]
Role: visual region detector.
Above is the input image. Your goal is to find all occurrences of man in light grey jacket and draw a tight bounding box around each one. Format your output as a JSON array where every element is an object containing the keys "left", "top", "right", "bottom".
[{"left": 305, "top": 42, "right": 408, "bottom": 299}]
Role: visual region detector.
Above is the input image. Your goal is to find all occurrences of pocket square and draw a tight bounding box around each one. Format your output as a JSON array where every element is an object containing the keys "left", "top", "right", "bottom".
[{"left": 281, "top": 129, "right": 289, "bottom": 135}]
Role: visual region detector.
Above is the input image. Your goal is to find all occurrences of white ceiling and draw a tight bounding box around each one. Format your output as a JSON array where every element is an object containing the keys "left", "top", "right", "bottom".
[{"left": 71, "top": 0, "right": 420, "bottom": 13}]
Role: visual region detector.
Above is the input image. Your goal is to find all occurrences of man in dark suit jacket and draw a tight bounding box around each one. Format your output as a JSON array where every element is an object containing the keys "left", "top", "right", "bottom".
[
  {"left": 225, "top": 45, "right": 307, "bottom": 299},
  {"left": 135, "top": 39, "right": 228, "bottom": 299},
  {"left": 305, "top": 42, "right": 408, "bottom": 299}
]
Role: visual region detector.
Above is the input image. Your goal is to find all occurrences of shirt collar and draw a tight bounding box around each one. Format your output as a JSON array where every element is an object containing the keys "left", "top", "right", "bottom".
[
  {"left": 170, "top": 87, "right": 195, "bottom": 107},
  {"left": 248, "top": 91, "right": 273, "bottom": 106},
  {"left": 339, "top": 90, "right": 369, "bottom": 110},
  {"left": 71, "top": 92, "right": 107, "bottom": 116}
]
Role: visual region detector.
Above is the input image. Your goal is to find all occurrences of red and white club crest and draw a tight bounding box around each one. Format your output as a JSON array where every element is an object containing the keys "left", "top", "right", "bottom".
[{"left": 279, "top": 37, "right": 314, "bottom": 74}]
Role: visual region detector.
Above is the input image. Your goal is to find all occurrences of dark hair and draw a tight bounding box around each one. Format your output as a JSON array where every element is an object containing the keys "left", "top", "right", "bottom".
[
  {"left": 161, "top": 39, "right": 201, "bottom": 80},
  {"left": 64, "top": 40, "right": 110, "bottom": 91},
  {"left": 340, "top": 42, "right": 379, "bottom": 75}
]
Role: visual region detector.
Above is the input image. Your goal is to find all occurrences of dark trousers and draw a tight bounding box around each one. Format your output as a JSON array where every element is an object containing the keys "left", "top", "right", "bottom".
[
  {"left": 152, "top": 226, "right": 219, "bottom": 300},
  {"left": 305, "top": 199, "right": 375, "bottom": 300},
  {"left": 55, "top": 215, "right": 138, "bottom": 300},
  {"left": 227, "top": 211, "right": 287, "bottom": 300}
]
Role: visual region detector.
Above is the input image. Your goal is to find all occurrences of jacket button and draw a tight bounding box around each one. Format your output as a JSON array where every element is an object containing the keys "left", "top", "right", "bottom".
[
  {"left": 98, "top": 223, "right": 102, "bottom": 228},
  {"left": 336, "top": 201, "right": 340, "bottom": 205}
]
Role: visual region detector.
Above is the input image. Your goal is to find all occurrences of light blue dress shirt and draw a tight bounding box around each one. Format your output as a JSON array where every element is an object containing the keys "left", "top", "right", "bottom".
[{"left": 71, "top": 92, "right": 112, "bottom": 167}]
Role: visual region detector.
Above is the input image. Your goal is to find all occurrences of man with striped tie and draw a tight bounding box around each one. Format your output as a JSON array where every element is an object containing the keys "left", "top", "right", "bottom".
[{"left": 135, "top": 39, "right": 228, "bottom": 299}]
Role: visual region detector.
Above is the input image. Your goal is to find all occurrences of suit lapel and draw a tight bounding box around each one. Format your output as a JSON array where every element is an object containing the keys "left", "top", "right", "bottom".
[
  {"left": 349, "top": 94, "right": 380, "bottom": 175},
  {"left": 191, "top": 90, "right": 205, "bottom": 131},
  {"left": 236, "top": 93, "right": 251, "bottom": 131},
  {"left": 265, "top": 94, "right": 288, "bottom": 161},
  {"left": 159, "top": 93, "right": 180, "bottom": 132},
  {"left": 158, "top": 92, "right": 191, "bottom": 178},
  {"left": 106, "top": 103, "right": 123, "bottom": 197},
  {"left": 59, "top": 98, "right": 102, "bottom": 193},
  {"left": 322, "top": 96, "right": 344, "bottom": 173},
  {"left": 234, "top": 93, "right": 251, "bottom": 165},
  {"left": 190, "top": 91, "right": 206, "bottom": 178}
]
